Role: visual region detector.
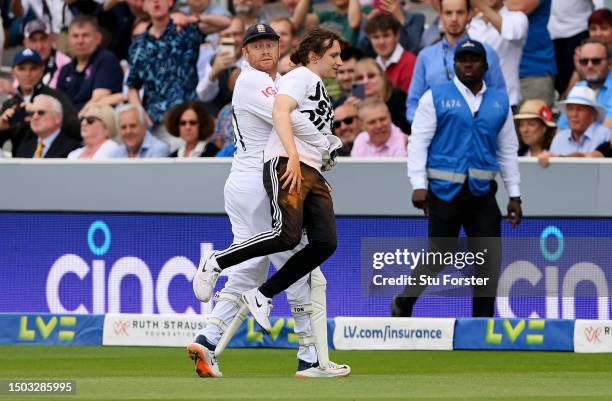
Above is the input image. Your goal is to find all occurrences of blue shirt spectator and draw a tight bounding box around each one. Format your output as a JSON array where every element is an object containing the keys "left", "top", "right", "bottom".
[
  {"left": 57, "top": 46, "right": 123, "bottom": 112},
  {"left": 57, "top": 16, "right": 124, "bottom": 112},
  {"left": 550, "top": 122, "right": 610, "bottom": 154},
  {"left": 127, "top": 21, "right": 205, "bottom": 125},
  {"left": 406, "top": 35, "right": 506, "bottom": 122},
  {"left": 550, "top": 86, "right": 610, "bottom": 155},
  {"left": 111, "top": 132, "right": 170, "bottom": 158},
  {"left": 519, "top": 0, "right": 557, "bottom": 79}
]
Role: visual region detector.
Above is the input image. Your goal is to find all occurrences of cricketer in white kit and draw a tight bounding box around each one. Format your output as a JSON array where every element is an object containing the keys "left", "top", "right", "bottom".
[{"left": 187, "top": 23, "right": 350, "bottom": 379}]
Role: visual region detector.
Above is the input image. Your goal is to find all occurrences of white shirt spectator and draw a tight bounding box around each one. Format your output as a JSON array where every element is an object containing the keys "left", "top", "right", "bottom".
[
  {"left": 409, "top": 77, "right": 520, "bottom": 197},
  {"left": 469, "top": 7, "right": 528, "bottom": 106},
  {"left": 20, "top": 0, "right": 73, "bottom": 34},
  {"left": 196, "top": 56, "right": 243, "bottom": 102},
  {"left": 548, "top": 0, "right": 594, "bottom": 40},
  {"left": 67, "top": 139, "right": 119, "bottom": 160}
]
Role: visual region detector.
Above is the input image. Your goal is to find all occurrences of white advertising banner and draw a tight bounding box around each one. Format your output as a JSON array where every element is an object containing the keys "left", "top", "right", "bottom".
[
  {"left": 333, "top": 317, "right": 455, "bottom": 350},
  {"left": 574, "top": 320, "right": 612, "bottom": 353},
  {"left": 103, "top": 314, "right": 206, "bottom": 347}
]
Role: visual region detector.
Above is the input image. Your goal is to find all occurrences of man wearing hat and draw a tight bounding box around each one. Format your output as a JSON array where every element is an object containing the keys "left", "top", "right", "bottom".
[
  {"left": 393, "top": 39, "right": 522, "bottom": 318},
  {"left": 0, "top": 48, "right": 79, "bottom": 153},
  {"left": 187, "top": 23, "right": 350, "bottom": 379},
  {"left": 537, "top": 86, "right": 611, "bottom": 167},
  {"left": 551, "top": 86, "right": 610, "bottom": 154},
  {"left": 23, "top": 19, "right": 70, "bottom": 89}
]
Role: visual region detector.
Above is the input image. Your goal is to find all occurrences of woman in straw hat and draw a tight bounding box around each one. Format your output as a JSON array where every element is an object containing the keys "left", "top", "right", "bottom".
[{"left": 514, "top": 99, "right": 556, "bottom": 157}]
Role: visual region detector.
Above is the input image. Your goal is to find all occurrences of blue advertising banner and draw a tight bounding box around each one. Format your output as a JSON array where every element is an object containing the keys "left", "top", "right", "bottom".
[
  {"left": 229, "top": 318, "right": 335, "bottom": 349},
  {"left": 0, "top": 313, "right": 103, "bottom": 346},
  {"left": 0, "top": 212, "right": 611, "bottom": 319},
  {"left": 453, "top": 318, "right": 575, "bottom": 351}
]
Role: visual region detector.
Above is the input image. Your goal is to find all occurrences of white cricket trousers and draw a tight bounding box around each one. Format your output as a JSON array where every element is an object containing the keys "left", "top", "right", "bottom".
[{"left": 198, "top": 171, "right": 317, "bottom": 363}]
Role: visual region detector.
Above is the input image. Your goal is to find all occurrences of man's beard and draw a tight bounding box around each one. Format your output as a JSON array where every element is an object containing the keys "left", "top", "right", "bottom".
[{"left": 586, "top": 76, "right": 606, "bottom": 88}]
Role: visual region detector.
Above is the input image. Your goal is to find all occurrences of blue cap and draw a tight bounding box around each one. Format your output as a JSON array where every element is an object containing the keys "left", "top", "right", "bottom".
[
  {"left": 242, "top": 23, "right": 280, "bottom": 46},
  {"left": 13, "top": 48, "right": 42, "bottom": 66},
  {"left": 454, "top": 39, "right": 487, "bottom": 60}
]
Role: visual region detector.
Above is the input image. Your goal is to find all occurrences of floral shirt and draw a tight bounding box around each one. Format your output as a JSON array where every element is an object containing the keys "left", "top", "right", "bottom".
[{"left": 127, "top": 21, "right": 205, "bottom": 124}]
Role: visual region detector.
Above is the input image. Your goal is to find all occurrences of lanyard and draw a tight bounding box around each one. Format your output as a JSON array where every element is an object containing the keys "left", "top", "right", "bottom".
[{"left": 442, "top": 44, "right": 453, "bottom": 82}]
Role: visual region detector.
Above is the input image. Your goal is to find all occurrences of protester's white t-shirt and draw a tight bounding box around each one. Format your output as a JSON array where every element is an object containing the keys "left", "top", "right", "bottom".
[{"left": 265, "top": 66, "right": 332, "bottom": 172}]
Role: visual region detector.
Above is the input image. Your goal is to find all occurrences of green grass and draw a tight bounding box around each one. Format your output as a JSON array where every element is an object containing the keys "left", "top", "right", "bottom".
[{"left": 1, "top": 346, "right": 612, "bottom": 400}]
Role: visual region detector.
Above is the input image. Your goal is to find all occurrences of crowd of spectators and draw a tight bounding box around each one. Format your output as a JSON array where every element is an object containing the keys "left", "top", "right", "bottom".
[{"left": 0, "top": 0, "right": 611, "bottom": 162}]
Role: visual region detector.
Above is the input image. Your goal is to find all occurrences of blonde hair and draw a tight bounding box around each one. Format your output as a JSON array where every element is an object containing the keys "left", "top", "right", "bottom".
[
  {"left": 79, "top": 104, "right": 117, "bottom": 138},
  {"left": 354, "top": 58, "right": 393, "bottom": 102}
]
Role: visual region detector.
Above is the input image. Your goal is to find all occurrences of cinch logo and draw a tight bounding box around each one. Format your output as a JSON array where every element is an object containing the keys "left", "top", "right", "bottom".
[
  {"left": 18, "top": 315, "right": 76, "bottom": 342},
  {"left": 498, "top": 226, "right": 611, "bottom": 320},
  {"left": 485, "top": 319, "right": 544, "bottom": 345},
  {"left": 46, "top": 220, "right": 213, "bottom": 315}
]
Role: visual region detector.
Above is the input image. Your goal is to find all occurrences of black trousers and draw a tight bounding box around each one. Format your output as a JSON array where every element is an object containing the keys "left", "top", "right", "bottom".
[
  {"left": 215, "top": 157, "right": 337, "bottom": 298},
  {"left": 554, "top": 31, "right": 589, "bottom": 94},
  {"left": 399, "top": 182, "right": 502, "bottom": 317}
]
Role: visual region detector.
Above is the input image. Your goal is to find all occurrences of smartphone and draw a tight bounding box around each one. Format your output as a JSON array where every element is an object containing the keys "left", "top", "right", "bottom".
[
  {"left": 352, "top": 83, "right": 366, "bottom": 100},
  {"left": 219, "top": 39, "right": 235, "bottom": 56}
]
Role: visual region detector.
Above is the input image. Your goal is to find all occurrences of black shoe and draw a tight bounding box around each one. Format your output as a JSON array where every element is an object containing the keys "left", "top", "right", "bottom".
[
  {"left": 195, "top": 335, "right": 216, "bottom": 351},
  {"left": 297, "top": 359, "right": 319, "bottom": 371},
  {"left": 391, "top": 296, "right": 414, "bottom": 317}
]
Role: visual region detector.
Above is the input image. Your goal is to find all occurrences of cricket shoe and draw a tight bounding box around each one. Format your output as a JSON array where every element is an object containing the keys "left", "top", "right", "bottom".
[
  {"left": 241, "top": 288, "right": 272, "bottom": 332},
  {"left": 186, "top": 342, "right": 222, "bottom": 378},
  {"left": 192, "top": 250, "right": 221, "bottom": 302},
  {"left": 295, "top": 360, "right": 351, "bottom": 378}
]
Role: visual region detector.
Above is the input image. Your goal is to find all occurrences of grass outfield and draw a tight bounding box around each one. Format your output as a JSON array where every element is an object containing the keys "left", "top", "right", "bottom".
[{"left": 1, "top": 346, "right": 612, "bottom": 401}]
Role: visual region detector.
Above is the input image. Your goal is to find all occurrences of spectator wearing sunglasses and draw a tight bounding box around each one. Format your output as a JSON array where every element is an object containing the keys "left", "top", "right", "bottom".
[
  {"left": 164, "top": 100, "right": 219, "bottom": 158},
  {"left": 332, "top": 102, "right": 360, "bottom": 156},
  {"left": 67, "top": 105, "right": 119, "bottom": 159},
  {"left": 14, "top": 95, "right": 80, "bottom": 158},
  {"left": 558, "top": 39, "right": 612, "bottom": 130},
  {"left": 0, "top": 48, "right": 79, "bottom": 154}
]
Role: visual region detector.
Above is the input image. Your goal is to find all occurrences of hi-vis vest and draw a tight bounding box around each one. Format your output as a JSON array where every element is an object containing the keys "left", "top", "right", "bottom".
[{"left": 427, "top": 82, "right": 509, "bottom": 202}]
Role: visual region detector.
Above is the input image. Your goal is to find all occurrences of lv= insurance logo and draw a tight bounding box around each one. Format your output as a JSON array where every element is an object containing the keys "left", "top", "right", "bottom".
[{"left": 18, "top": 316, "right": 77, "bottom": 342}]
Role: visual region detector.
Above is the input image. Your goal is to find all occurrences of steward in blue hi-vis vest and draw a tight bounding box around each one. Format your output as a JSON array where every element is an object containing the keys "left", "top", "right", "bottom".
[{"left": 427, "top": 82, "right": 509, "bottom": 202}]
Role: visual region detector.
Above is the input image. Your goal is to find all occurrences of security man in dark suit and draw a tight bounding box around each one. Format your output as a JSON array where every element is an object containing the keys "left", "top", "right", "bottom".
[{"left": 393, "top": 40, "right": 522, "bottom": 317}]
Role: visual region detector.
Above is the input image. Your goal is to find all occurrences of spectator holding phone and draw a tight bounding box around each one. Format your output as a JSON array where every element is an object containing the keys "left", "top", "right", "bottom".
[
  {"left": 292, "top": 0, "right": 363, "bottom": 45},
  {"left": 334, "top": 47, "right": 365, "bottom": 104},
  {"left": 0, "top": 49, "right": 79, "bottom": 154},
  {"left": 197, "top": 17, "right": 245, "bottom": 115},
  {"left": 352, "top": 57, "right": 411, "bottom": 134}
]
